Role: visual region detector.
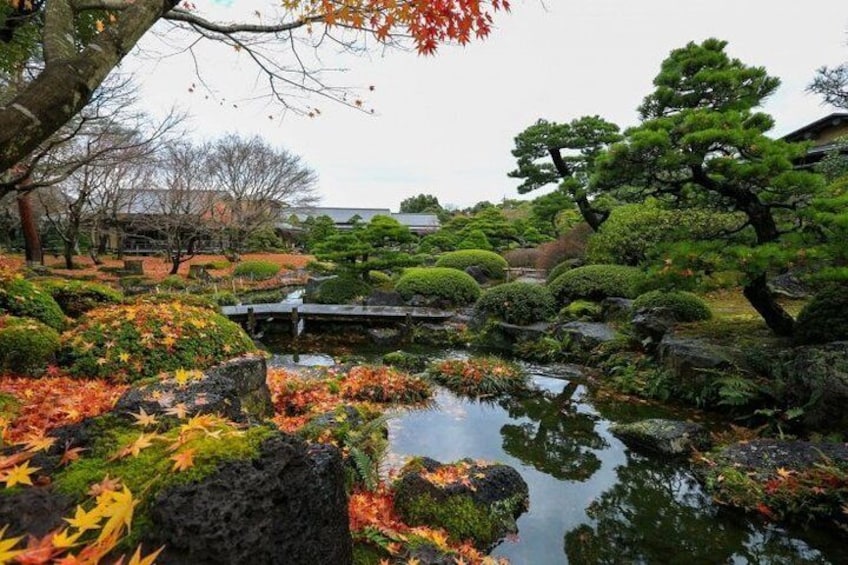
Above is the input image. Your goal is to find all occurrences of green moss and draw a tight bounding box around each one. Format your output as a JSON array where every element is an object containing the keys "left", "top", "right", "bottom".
[
  {"left": 36, "top": 278, "right": 122, "bottom": 318},
  {"left": 53, "top": 418, "right": 275, "bottom": 542},
  {"left": 396, "top": 491, "right": 498, "bottom": 545},
  {"left": 0, "top": 316, "right": 61, "bottom": 376},
  {"left": 0, "top": 276, "right": 66, "bottom": 329},
  {"left": 560, "top": 299, "right": 601, "bottom": 321},
  {"left": 233, "top": 260, "right": 281, "bottom": 280}
]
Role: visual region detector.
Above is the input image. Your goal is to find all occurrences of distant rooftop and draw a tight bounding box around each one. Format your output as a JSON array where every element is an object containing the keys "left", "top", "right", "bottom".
[{"left": 283, "top": 206, "right": 440, "bottom": 234}]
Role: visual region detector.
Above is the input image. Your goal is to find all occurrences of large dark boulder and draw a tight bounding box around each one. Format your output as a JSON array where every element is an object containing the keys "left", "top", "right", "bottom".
[
  {"left": 464, "top": 265, "right": 489, "bottom": 284},
  {"left": 631, "top": 307, "right": 677, "bottom": 348},
  {"left": 559, "top": 322, "right": 617, "bottom": 352},
  {"left": 601, "top": 297, "right": 634, "bottom": 322},
  {"left": 776, "top": 341, "right": 848, "bottom": 430},
  {"left": 0, "top": 488, "right": 72, "bottom": 537},
  {"left": 365, "top": 289, "right": 405, "bottom": 307},
  {"left": 393, "top": 457, "right": 529, "bottom": 550},
  {"left": 367, "top": 327, "right": 404, "bottom": 346},
  {"left": 610, "top": 418, "right": 711, "bottom": 456},
  {"left": 657, "top": 335, "right": 733, "bottom": 383},
  {"left": 768, "top": 272, "right": 811, "bottom": 299},
  {"left": 115, "top": 355, "right": 274, "bottom": 423},
  {"left": 148, "top": 435, "right": 352, "bottom": 565}
]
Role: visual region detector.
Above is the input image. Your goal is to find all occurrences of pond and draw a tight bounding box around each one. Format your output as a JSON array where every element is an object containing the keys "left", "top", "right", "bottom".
[
  {"left": 270, "top": 348, "right": 844, "bottom": 564},
  {"left": 385, "top": 369, "right": 844, "bottom": 564}
]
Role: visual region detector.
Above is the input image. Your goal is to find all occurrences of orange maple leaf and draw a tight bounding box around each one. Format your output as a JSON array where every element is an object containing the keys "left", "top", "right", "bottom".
[{"left": 170, "top": 448, "right": 196, "bottom": 472}]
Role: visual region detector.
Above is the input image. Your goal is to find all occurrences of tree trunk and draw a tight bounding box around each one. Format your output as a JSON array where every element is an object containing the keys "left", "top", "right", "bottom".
[
  {"left": 0, "top": 0, "right": 178, "bottom": 175},
  {"left": 743, "top": 274, "right": 795, "bottom": 337},
  {"left": 16, "top": 192, "right": 42, "bottom": 265},
  {"left": 63, "top": 241, "right": 75, "bottom": 269}
]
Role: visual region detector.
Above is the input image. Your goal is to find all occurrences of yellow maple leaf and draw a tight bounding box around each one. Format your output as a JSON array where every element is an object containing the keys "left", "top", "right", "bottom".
[
  {"left": 130, "top": 407, "right": 158, "bottom": 428},
  {"left": 118, "top": 352, "right": 130, "bottom": 363},
  {"left": 63, "top": 504, "right": 103, "bottom": 533},
  {"left": 2, "top": 461, "right": 40, "bottom": 488},
  {"left": 126, "top": 545, "right": 164, "bottom": 565},
  {"left": 776, "top": 467, "right": 795, "bottom": 480},
  {"left": 173, "top": 368, "right": 190, "bottom": 386},
  {"left": 0, "top": 526, "right": 24, "bottom": 563},
  {"left": 164, "top": 403, "right": 189, "bottom": 419},
  {"left": 51, "top": 528, "right": 83, "bottom": 549},
  {"left": 96, "top": 486, "right": 137, "bottom": 544},
  {"left": 116, "top": 433, "right": 158, "bottom": 459},
  {"left": 23, "top": 435, "right": 56, "bottom": 453},
  {"left": 170, "top": 448, "right": 196, "bottom": 472}
]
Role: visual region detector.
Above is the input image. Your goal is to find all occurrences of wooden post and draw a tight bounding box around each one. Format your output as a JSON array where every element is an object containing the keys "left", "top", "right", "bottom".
[
  {"left": 291, "top": 306, "right": 300, "bottom": 338},
  {"left": 404, "top": 312, "right": 412, "bottom": 339},
  {"left": 123, "top": 259, "right": 144, "bottom": 275},
  {"left": 247, "top": 307, "right": 256, "bottom": 338}
]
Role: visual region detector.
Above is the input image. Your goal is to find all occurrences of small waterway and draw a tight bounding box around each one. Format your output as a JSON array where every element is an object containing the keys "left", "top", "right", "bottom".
[
  {"left": 268, "top": 347, "right": 844, "bottom": 564},
  {"left": 385, "top": 369, "right": 843, "bottom": 564}
]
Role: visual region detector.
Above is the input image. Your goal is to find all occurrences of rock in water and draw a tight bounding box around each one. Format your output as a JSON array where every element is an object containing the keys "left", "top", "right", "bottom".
[
  {"left": 610, "top": 418, "right": 711, "bottom": 456},
  {"left": 393, "top": 457, "right": 529, "bottom": 550}
]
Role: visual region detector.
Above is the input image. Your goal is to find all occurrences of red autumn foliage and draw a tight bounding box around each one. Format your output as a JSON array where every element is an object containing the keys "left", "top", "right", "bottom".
[
  {"left": 0, "top": 375, "right": 127, "bottom": 444},
  {"left": 534, "top": 224, "right": 592, "bottom": 272}
]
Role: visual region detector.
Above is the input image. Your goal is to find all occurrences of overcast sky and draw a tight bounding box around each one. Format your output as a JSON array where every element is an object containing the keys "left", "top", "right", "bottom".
[{"left": 127, "top": 0, "right": 848, "bottom": 210}]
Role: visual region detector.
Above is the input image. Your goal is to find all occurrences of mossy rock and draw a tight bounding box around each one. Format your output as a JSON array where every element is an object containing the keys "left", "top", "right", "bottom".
[
  {"left": 609, "top": 418, "right": 711, "bottom": 456},
  {"left": 36, "top": 279, "right": 122, "bottom": 318},
  {"left": 698, "top": 439, "right": 848, "bottom": 525},
  {"left": 0, "top": 316, "right": 61, "bottom": 376},
  {"left": 382, "top": 350, "right": 428, "bottom": 373},
  {"left": 0, "top": 275, "right": 66, "bottom": 330},
  {"left": 559, "top": 299, "right": 602, "bottom": 321},
  {"left": 393, "top": 457, "right": 529, "bottom": 549},
  {"left": 59, "top": 302, "right": 256, "bottom": 382}
]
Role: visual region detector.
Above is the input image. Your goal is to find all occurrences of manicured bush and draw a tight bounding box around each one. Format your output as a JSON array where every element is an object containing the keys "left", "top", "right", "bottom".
[
  {"left": 158, "top": 274, "right": 188, "bottom": 290},
  {"left": 474, "top": 282, "right": 555, "bottom": 325},
  {"left": 435, "top": 250, "right": 508, "bottom": 279},
  {"left": 546, "top": 260, "right": 578, "bottom": 284},
  {"left": 548, "top": 264, "right": 646, "bottom": 305},
  {"left": 396, "top": 268, "right": 481, "bottom": 306},
  {"left": 233, "top": 260, "right": 281, "bottom": 280},
  {"left": 429, "top": 357, "right": 527, "bottom": 396},
  {"left": 535, "top": 223, "right": 592, "bottom": 272},
  {"left": 36, "top": 279, "right": 122, "bottom": 318},
  {"left": 795, "top": 286, "right": 848, "bottom": 345},
  {"left": 631, "top": 290, "right": 712, "bottom": 322},
  {"left": 60, "top": 302, "right": 256, "bottom": 382},
  {"left": 368, "top": 270, "right": 392, "bottom": 287},
  {"left": 315, "top": 277, "right": 372, "bottom": 304},
  {"left": 210, "top": 291, "right": 238, "bottom": 306},
  {"left": 0, "top": 275, "right": 66, "bottom": 330},
  {"left": 0, "top": 316, "right": 61, "bottom": 376},
  {"left": 503, "top": 248, "right": 541, "bottom": 268}
]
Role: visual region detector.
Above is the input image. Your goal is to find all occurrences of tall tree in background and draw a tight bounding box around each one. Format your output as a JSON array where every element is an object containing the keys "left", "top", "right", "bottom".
[
  {"left": 207, "top": 134, "right": 318, "bottom": 258},
  {"left": 594, "top": 38, "right": 824, "bottom": 336},
  {"left": 509, "top": 116, "right": 621, "bottom": 231},
  {"left": 400, "top": 193, "right": 443, "bottom": 214},
  {"left": 0, "top": 0, "right": 510, "bottom": 176}
]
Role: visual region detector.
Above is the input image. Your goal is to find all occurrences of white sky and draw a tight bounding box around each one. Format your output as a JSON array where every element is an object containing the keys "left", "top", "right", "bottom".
[{"left": 126, "top": 0, "right": 848, "bottom": 210}]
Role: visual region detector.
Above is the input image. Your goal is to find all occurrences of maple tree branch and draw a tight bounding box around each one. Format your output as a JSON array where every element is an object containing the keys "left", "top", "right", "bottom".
[
  {"left": 71, "top": 0, "right": 135, "bottom": 11},
  {"left": 162, "top": 8, "right": 322, "bottom": 34}
]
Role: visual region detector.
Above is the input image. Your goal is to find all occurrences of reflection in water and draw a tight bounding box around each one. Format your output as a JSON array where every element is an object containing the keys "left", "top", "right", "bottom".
[
  {"left": 382, "top": 369, "right": 842, "bottom": 564},
  {"left": 499, "top": 382, "right": 607, "bottom": 481},
  {"left": 564, "top": 455, "right": 832, "bottom": 564}
]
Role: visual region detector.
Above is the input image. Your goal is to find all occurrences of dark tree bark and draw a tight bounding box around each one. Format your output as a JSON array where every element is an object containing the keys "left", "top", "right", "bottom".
[
  {"left": 743, "top": 274, "right": 795, "bottom": 337},
  {"left": 548, "top": 148, "right": 608, "bottom": 231},
  {"left": 16, "top": 192, "right": 42, "bottom": 265}
]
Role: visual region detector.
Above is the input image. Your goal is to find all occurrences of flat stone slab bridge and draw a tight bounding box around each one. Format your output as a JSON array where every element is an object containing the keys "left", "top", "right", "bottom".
[{"left": 221, "top": 303, "right": 455, "bottom": 336}]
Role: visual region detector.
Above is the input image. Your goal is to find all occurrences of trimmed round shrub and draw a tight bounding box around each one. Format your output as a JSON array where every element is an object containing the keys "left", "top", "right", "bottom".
[
  {"left": 159, "top": 275, "right": 188, "bottom": 290},
  {"left": 315, "top": 277, "right": 372, "bottom": 304},
  {"left": 631, "top": 290, "right": 712, "bottom": 322},
  {"left": 0, "top": 316, "right": 61, "bottom": 376},
  {"left": 435, "top": 250, "right": 508, "bottom": 279},
  {"left": 233, "top": 260, "right": 281, "bottom": 280},
  {"left": 396, "top": 268, "right": 480, "bottom": 306},
  {"left": 795, "top": 286, "right": 848, "bottom": 345},
  {"left": 474, "top": 282, "right": 555, "bottom": 325},
  {"left": 60, "top": 302, "right": 256, "bottom": 382},
  {"left": 368, "top": 270, "right": 392, "bottom": 287},
  {"left": 0, "top": 275, "right": 66, "bottom": 330},
  {"left": 548, "top": 264, "right": 645, "bottom": 305},
  {"left": 37, "top": 279, "right": 122, "bottom": 318},
  {"left": 546, "top": 260, "right": 578, "bottom": 284}
]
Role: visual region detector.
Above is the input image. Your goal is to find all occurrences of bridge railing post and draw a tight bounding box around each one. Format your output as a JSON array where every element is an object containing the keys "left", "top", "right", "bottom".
[
  {"left": 247, "top": 307, "right": 256, "bottom": 338},
  {"left": 292, "top": 306, "right": 300, "bottom": 338}
]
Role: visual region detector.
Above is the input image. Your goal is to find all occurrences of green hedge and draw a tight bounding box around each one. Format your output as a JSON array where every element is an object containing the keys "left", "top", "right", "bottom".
[
  {"left": 233, "top": 260, "right": 281, "bottom": 280},
  {"left": 474, "top": 282, "right": 555, "bottom": 325},
  {"left": 396, "top": 268, "right": 481, "bottom": 306},
  {"left": 60, "top": 302, "right": 256, "bottom": 382},
  {"left": 548, "top": 264, "right": 645, "bottom": 305},
  {"left": 37, "top": 279, "right": 122, "bottom": 318},
  {"left": 0, "top": 316, "right": 61, "bottom": 376},
  {"left": 315, "top": 277, "right": 372, "bottom": 305},
  {"left": 546, "top": 261, "right": 577, "bottom": 284},
  {"left": 795, "top": 286, "right": 848, "bottom": 345},
  {"left": 0, "top": 276, "right": 66, "bottom": 330},
  {"left": 631, "top": 290, "right": 712, "bottom": 322},
  {"left": 435, "top": 250, "right": 508, "bottom": 279}
]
